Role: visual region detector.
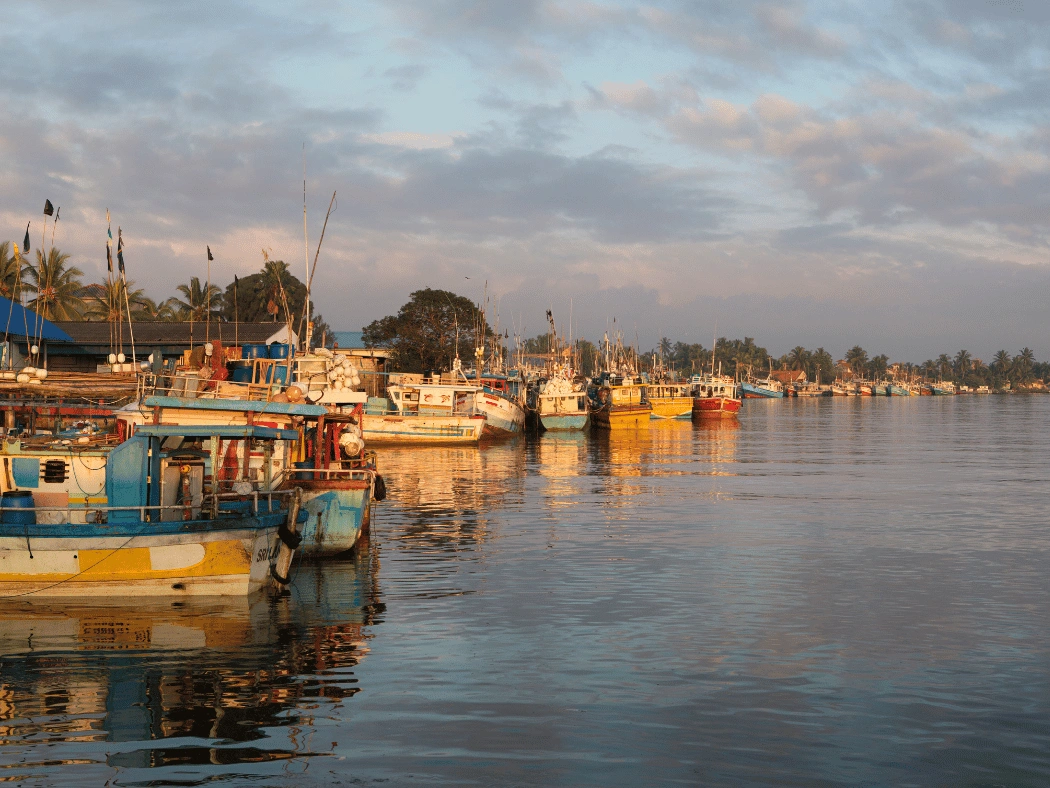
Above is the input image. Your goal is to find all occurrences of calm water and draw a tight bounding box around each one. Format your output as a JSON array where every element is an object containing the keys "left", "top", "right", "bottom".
[{"left": 2, "top": 396, "right": 1050, "bottom": 786}]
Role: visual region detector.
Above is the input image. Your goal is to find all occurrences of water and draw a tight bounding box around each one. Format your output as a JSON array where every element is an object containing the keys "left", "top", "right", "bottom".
[{"left": 2, "top": 396, "right": 1050, "bottom": 786}]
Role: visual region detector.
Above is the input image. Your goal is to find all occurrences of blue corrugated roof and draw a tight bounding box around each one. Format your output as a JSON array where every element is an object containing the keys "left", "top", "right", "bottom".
[{"left": 0, "top": 298, "right": 73, "bottom": 342}]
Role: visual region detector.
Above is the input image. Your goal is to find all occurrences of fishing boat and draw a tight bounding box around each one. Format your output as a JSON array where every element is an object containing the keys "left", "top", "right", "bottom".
[
  {"left": 741, "top": 378, "right": 785, "bottom": 399},
  {"left": 871, "top": 382, "right": 888, "bottom": 396},
  {"left": 648, "top": 381, "right": 694, "bottom": 419},
  {"left": 366, "top": 375, "right": 485, "bottom": 444},
  {"left": 691, "top": 374, "right": 742, "bottom": 418},
  {"left": 590, "top": 372, "right": 652, "bottom": 427},
  {"left": 470, "top": 372, "right": 527, "bottom": 436},
  {"left": 533, "top": 369, "right": 590, "bottom": 431},
  {"left": 886, "top": 382, "right": 911, "bottom": 396},
  {"left": 930, "top": 382, "right": 956, "bottom": 395},
  {"left": 124, "top": 395, "right": 380, "bottom": 558},
  {"left": 0, "top": 423, "right": 304, "bottom": 598}
]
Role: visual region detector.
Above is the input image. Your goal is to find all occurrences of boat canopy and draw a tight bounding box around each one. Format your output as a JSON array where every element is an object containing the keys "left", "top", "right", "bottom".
[
  {"left": 143, "top": 395, "right": 325, "bottom": 416},
  {"left": 133, "top": 424, "right": 301, "bottom": 441}
]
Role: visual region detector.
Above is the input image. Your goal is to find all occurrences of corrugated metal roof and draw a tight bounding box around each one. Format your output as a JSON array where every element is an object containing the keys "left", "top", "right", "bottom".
[{"left": 51, "top": 321, "right": 294, "bottom": 346}]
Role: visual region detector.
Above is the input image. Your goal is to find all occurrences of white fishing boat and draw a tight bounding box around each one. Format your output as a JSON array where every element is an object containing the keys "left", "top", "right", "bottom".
[{"left": 365, "top": 375, "right": 485, "bottom": 444}]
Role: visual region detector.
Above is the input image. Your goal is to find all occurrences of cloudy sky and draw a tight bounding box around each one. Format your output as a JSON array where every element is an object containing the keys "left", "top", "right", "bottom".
[{"left": 2, "top": 0, "right": 1048, "bottom": 361}]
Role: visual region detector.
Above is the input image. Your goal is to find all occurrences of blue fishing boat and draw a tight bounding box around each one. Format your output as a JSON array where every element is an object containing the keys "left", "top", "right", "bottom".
[
  {"left": 0, "top": 424, "right": 305, "bottom": 598},
  {"left": 741, "top": 379, "right": 785, "bottom": 399},
  {"left": 886, "top": 383, "right": 911, "bottom": 396},
  {"left": 123, "top": 396, "right": 381, "bottom": 558}
]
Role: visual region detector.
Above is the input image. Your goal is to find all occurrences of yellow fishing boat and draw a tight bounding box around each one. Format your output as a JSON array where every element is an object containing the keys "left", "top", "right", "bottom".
[
  {"left": 590, "top": 373, "right": 652, "bottom": 428},
  {"left": 647, "top": 382, "right": 693, "bottom": 419}
]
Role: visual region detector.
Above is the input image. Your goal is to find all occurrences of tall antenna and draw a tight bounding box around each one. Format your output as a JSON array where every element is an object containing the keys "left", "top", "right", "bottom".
[{"left": 302, "top": 143, "right": 310, "bottom": 350}]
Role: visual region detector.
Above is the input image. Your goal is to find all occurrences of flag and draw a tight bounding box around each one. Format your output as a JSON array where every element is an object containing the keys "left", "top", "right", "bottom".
[
  {"left": 23, "top": 224, "right": 29, "bottom": 253},
  {"left": 117, "top": 228, "right": 125, "bottom": 275},
  {"left": 43, "top": 199, "right": 53, "bottom": 217},
  {"left": 106, "top": 242, "right": 113, "bottom": 273},
  {"left": 234, "top": 274, "right": 239, "bottom": 288},
  {"left": 207, "top": 245, "right": 213, "bottom": 261},
  {"left": 106, "top": 209, "right": 112, "bottom": 239}
]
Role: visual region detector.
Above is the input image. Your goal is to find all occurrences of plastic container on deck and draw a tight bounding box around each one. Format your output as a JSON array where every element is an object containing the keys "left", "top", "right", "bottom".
[
  {"left": 242, "top": 344, "right": 268, "bottom": 360},
  {"left": 230, "top": 360, "right": 253, "bottom": 383},
  {"left": 268, "top": 343, "right": 291, "bottom": 359},
  {"left": 1, "top": 490, "right": 36, "bottom": 526}
]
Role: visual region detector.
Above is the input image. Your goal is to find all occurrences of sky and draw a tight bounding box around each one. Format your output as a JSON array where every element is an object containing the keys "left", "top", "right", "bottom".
[{"left": 2, "top": 0, "right": 1048, "bottom": 362}]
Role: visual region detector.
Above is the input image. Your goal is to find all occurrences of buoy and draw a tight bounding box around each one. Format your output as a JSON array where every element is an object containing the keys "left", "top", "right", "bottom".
[
  {"left": 204, "top": 342, "right": 213, "bottom": 356},
  {"left": 30, "top": 345, "right": 38, "bottom": 356},
  {"left": 35, "top": 368, "right": 47, "bottom": 380},
  {"left": 117, "top": 353, "right": 126, "bottom": 363},
  {"left": 108, "top": 353, "right": 117, "bottom": 364}
]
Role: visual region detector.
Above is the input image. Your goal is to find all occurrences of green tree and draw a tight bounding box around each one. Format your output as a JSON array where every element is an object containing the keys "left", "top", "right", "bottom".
[
  {"left": 0, "top": 242, "right": 21, "bottom": 299},
  {"left": 811, "top": 347, "right": 834, "bottom": 384},
  {"left": 845, "top": 346, "right": 868, "bottom": 377},
  {"left": 363, "top": 288, "right": 493, "bottom": 373},
  {"left": 953, "top": 350, "right": 972, "bottom": 378},
  {"left": 788, "top": 345, "right": 809, "bottom": 371},
  {"left": 869, "top": 354, "right": 889, "bottom": 379},
  {"left": 174, "top": 276, "right": 223, "bottom": 322},
  {"left": 84, "top": 279, "right": 150, "bottom": 322},
  {"left": 23, "top": 248, "right": 85, "bottom": 320},
  {"left": 136, "top": 296, "right": 181, "bottom": 321},
  {"left": 1015, "top": 347, "right": 1035, "bottom": 386}
]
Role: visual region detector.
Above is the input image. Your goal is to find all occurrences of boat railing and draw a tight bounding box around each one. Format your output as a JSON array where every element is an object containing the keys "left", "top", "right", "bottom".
[{"left": 24, "top": 488, "right": 300, "bottom": 525}]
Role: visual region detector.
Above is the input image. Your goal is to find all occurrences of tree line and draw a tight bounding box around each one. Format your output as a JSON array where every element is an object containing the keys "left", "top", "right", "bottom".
[{"left": 0, "top": 242, "right": 330, "bottom": 339}]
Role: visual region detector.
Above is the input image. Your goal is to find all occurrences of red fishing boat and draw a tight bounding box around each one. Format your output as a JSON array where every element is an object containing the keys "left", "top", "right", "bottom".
[{"left": 691, "top": 374, "right": 742, "bottom": 419}]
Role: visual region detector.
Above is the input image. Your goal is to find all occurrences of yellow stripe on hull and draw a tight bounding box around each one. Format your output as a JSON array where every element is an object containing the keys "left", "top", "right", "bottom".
[
  {"left": 593, "top": 405, "right": 653, "bottom": 428},
  {"left": 649, "top": 397, "right": 693, "bottom": 419},
  {"left": 0, "top": 532, "right": 274, "bottom": 598}
]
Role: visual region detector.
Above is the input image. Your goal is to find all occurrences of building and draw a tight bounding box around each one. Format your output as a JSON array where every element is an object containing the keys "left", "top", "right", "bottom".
[
  {"left": 47, "top": 322, "right": 299, "bottom": 372},
  {"left": 770, "top": 369, "right": 807, "bottom": 385}
]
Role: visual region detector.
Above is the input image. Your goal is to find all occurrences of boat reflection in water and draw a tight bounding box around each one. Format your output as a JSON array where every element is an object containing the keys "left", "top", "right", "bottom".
[{"left": 0, "top": 549, "right": 380, "bottom": 782}]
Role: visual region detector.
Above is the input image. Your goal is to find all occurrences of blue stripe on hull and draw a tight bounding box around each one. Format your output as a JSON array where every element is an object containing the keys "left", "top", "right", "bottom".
[
  {"left": 299, "top": 489, "right": 367, "bottom": 557},
  {"left": 741, "top": 382, "right": 784, "bottom": 398},
  {"left": 540, "top": 414, "right": 590, "bottom": 431}
]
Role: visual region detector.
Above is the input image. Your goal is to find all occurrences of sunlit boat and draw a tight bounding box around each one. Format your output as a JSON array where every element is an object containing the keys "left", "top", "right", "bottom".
[
  {"left": 470, "top": 372, "right": 527, "bottom": 436},
  {"left": 366, "top": 376, "right": 485, "bottom": 444},
  {"left": 930, "top": 383, "right": 956, "bottom": 395},
  {"left": 0, "top": 423, "right": 304, "bottom": 598},
  {"left": 648, "top": 382, "right": 694, "bottom": 419},
  {"left": 886, "top": 382, "right": 911, "bottom": 396},
  {"left": 589, "top": 372, "right": 652, "bottom": 428},
  {"left": 741, "top": 378, "right": 785, "bottom": 399},
  {"left": 119, "top": 395, "right": 379, "bottom": 558},
  {"left": 533, "top": 370, "right": 590, "bottom": 430},
  {"left": 691, "top": 374, "right": 742, "bottom": 418}
]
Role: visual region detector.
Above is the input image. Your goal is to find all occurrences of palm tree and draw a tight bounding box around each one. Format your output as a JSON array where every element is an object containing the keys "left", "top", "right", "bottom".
[
  {"left": 811, "top": 347, "right": 833, "bottom": 383},
  {"left": 953, "top": 350, "right": 972, "bottom": 378},
  {"left": 921, "top": 359, "right": 937, "bottom": 380},
  {"left": 137, "top": 296, "right": 180, "bottom": 321},
  {"left": 992, "top": 350, "right": 1011, "bottom": 373},
  {"left": 84, "top": 279, "right": 152, "bottom": 321},
  {"left": 1016, "top": 347, "right": 1036, "bottom": 385},
  {"left": 845, "top": 346, "right": 868, "bottom": 377},
  {"left": 23, "top": 248, "right": 86, "bottom": 320},
  {"left": 0, "top": 242, "right": 21, "bottom": 300},
  {"left": 261, "top": 258, "right": 291, "bottom": 321},
  {"left": 869, "top": 354, "right": 889, "bottom": 380},
  {"left": 174, "top": 277, "right": 223, "bottom": 322},
  {"left": 936, "top": 353, "right": 952, "bottom": 381},
  {"left": 788, "top": 345, "right": 809, "bottom": 371}
]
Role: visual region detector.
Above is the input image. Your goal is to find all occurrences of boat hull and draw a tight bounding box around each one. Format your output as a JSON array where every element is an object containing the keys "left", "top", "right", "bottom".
[
  {"left": 0, "top": 524, "right": 278, "bottom": 598},
  {"left": 296, "top": 481, "right": 371, "bottom": 557},
  {"left": 363, "top": 414, "right": 485, "bottom": 444},
  {"left": 649, "top": 397, "right": 694, "bottom": 419},
  {"left": 591, "top": 404, "right": 652, "bottom": 428},
  {"left": 740, "top": 382, "right": 784, "bottom": 399},
  {"left": 692, "top": 397, "right": 742, "bottom": 418},
  {"left": 540, "top": 413, "right": 590, "bottom": 431},
  {"left": 476, "top": 393, "right": 526, "bottom": 437}
]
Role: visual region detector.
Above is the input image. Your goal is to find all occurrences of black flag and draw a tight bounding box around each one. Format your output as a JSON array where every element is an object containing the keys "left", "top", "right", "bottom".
[
  {"left": 234, "top": 274, "right": 239, "bottom": 287},
  {"left": 43, "top": 199, "right": 53, "bottom": 216},
  {"left": 23, "top": 224, "right": 29, "bottom": 253},
  {"left": 106, "top": 242, "right": 113, "bottom": 273},
  {"left": 207, "top": 246, "right": 213, "bottom": 261},
  {"left": 117, "top": 228, "right": 125, "bottom": 275}
]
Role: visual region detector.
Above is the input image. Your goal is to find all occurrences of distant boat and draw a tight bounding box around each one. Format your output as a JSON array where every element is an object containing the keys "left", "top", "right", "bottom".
[
  {"left": 930, "top": 383, "right": 956, "bottom": 395},
  {"left": 741, "top": 378, "right": 785, "bottom": 399},
  {"left": 886, "top": 383, "right": 911, "bottom": 396}
]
